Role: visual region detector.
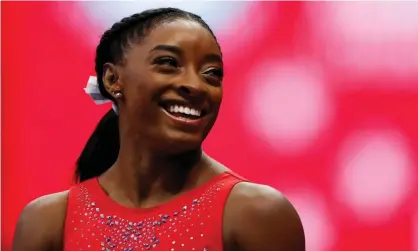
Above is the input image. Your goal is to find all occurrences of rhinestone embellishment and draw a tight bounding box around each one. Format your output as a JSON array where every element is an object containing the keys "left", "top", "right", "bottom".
[{"left": 68, "top": 182, "right": 224, "bottom": 251}]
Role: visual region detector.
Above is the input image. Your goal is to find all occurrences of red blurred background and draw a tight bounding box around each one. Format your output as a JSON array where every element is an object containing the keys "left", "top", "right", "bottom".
[{"left": 2, "top": 2, "right": 418, "bottom": 250}]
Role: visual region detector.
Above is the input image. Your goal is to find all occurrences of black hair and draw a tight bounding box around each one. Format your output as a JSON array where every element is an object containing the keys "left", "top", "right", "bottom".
[{"left": 75, "top": 7, "right": 219, "bottom": 182}]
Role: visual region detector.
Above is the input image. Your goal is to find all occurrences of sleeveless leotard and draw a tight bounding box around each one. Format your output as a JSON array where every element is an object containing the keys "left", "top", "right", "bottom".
[{"left": 63, "top": 171, "right": 246, "bottom": 251}]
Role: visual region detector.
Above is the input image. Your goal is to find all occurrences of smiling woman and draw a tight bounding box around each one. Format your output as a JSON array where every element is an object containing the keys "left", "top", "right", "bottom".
[{"left": 12, "top": 7, "right": 305, "bottom": 251}]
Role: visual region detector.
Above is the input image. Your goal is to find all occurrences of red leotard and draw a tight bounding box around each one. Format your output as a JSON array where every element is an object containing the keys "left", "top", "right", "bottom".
[{"left": 63, "top": 171, "right": 246, "bottom": 251}]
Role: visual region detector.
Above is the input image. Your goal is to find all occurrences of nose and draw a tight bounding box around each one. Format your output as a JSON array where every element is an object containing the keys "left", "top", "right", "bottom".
[{"left": 176, "top": 73, "right": 207, "bottom": 100}]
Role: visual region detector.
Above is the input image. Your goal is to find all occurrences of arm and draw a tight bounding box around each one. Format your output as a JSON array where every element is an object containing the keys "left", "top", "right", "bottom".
[
  {"left": 12, "top": 191, "right": 68, "bottom": 251},
  {"left": 224, "top": 183, "right": 305, "bottom": 251}
]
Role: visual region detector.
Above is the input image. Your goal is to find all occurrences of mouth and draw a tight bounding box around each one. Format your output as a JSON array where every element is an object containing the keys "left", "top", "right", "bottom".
[{"left": 159, "top": 100, "right": 207, "bottom": 121}]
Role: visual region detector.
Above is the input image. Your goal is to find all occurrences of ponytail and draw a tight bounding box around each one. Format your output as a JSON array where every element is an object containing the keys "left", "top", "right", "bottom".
[{"left": 75, "top": 109, "right": 119, "bottom": 182}]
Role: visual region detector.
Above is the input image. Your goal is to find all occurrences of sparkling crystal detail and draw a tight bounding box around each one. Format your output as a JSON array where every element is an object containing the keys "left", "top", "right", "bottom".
[{"left": 68, "top": 182, "right": 224, "bottom": 250}]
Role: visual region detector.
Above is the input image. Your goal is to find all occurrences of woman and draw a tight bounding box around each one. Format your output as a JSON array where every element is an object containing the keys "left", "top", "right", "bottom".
[{"left": 12, "top": 8, "right": 305, "bottom": 251}]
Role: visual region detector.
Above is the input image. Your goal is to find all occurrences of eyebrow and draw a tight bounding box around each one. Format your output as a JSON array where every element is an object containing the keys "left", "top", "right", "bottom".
[
  {"left": 150, "top": 44, "right": 183, "bottom": 55},
  {"left": 150, "top": 44, "right": 223, "bottom": 66},
  {"left": 204, "top": 54, "right": 223, "bottom": 66}
]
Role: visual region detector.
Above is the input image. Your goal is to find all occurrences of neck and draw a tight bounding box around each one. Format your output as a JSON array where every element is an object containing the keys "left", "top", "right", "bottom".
[{"left": 100, "top": 137, "right": 206, "bottom": 207}]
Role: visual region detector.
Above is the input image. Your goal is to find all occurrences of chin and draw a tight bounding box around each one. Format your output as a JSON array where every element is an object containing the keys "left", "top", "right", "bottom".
[{"left": 156, "top": 131, "right": 205, "bottom": 154}]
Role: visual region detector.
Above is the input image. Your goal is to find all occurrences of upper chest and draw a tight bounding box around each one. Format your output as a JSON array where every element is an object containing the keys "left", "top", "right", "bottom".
[{"left": 63, "top": 180, "right": 234, "bottom": 251}]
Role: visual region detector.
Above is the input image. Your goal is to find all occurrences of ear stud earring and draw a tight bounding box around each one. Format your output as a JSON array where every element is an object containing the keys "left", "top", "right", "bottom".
[{"left": 113, "top": 92, "right": 123, "bottom": 98}]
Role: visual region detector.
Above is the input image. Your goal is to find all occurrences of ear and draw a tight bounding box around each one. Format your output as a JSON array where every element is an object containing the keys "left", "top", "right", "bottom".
[{"left": 103, "top": 63, "right": 123, "bottom": 99}]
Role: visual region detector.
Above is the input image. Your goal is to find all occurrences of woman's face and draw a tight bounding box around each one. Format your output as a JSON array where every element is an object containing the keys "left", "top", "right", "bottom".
[{"left": 112, "top": 19, "right": 223, "bottom": 153}]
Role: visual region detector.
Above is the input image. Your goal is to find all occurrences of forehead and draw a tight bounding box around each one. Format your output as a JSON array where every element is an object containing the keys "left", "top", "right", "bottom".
[{"left": 130, "top": 19, "right": 220, "bottom": 57}]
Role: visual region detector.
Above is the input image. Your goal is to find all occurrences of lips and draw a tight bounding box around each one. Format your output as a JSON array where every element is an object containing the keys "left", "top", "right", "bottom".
[
  {"left": 159, "top": 100, "right": 207, "bottom": 120},
  {"left": 158, "top": 99, "right": 209, "bottom": 129}
]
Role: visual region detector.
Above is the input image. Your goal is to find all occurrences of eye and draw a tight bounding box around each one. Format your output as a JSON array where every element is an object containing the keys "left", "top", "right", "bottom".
[
  {"left": 153, "top": 56, "right": 179, "bottom": 68},
  {"left": 203, "top": 68, "right": 224, "bottom": 79}
]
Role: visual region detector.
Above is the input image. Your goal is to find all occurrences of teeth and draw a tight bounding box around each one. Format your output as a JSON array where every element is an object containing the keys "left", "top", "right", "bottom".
[{"left": 168, "top": 105, "right": 201, "bottom": 116}]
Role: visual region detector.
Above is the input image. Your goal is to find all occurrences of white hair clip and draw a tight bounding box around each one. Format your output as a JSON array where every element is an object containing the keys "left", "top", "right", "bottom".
[{"left": 84, "top": 76, "right": 118, "bottom": 114}]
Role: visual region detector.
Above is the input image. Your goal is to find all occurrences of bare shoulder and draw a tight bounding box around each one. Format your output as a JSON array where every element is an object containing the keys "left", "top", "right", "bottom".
[
  {"left": 13, "top": 191, "right": 69, "bottom": 251},
  {"left": 223, "top": 182, "right": 305, "bottom": 251}
]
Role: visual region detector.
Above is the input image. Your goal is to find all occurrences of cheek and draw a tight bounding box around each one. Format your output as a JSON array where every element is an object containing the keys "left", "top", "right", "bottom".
[
  {"left": 210, "top": 87, "right": 223, "bottom": 107},
  {"left": 122, "top": 72, "right": 153, "bottom": 104},
  {"left": 123, "top": 82, "right": 153, "bottom": 117}
]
